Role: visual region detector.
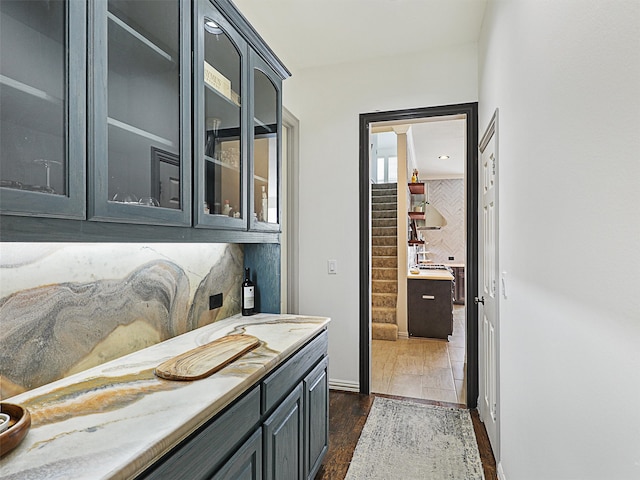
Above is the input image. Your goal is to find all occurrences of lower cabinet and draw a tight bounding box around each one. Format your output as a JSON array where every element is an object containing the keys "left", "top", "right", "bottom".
[
  {"left": 452, "top": 266, "right": 465, "bottom": 305},
  {"left": 304, "top": 358, "right": 328, "bottom": 480},
  {"left": 263, "top": 385, "right": 304, "bottom": 480},
  {"left": 213, "top": 428, "right": 263, "bottom": 480},
  {"left": 140, "top": 329, "right": 328, "bottom": 480},
  {"left": 141, "top": 387, "right": 261, "bottom": 480},
  {"left": 407, "top": 278, "right": 453, "bottom": 339}
]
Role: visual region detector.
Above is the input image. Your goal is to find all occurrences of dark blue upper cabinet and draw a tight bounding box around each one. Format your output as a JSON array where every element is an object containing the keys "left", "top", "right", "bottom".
[
  {"left": 250, "top": 56, "right": 282, "bottom": 233},
  {"left": 0, "top": 0, "right": 86, "bottom": 219},
  {"left": 88, "top": 0, "right": 192, "bottom": 226},
  {"left": 0, "top": 0, "right": 289, "bottom": 242},
  {"left": 195, "top": 0, "right": 286, "bottom": 233},
  {"left": 193, "top": 1, "right": 248, "bottom": 230}
]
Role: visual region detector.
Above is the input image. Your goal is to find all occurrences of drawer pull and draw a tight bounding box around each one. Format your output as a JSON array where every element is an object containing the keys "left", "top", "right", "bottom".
[{"left": 422, "top": 295, "right": 435, "bottom": 300}]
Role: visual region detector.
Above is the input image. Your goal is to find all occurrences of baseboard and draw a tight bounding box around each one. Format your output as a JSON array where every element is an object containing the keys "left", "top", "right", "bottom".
[
  {"left": 329, "top": 379, "right": 360, "bottom": 392},
  {"left": 497, "top": 461, "right": 506, "bottom": 480},
  {"left": 398, "top": 331, "right": 409, "bottom": 339}
]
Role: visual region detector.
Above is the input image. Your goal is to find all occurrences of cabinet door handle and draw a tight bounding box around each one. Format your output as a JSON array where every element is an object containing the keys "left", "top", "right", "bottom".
[{"left": 422, "top": 295, "right": 435, "bottom": 300}]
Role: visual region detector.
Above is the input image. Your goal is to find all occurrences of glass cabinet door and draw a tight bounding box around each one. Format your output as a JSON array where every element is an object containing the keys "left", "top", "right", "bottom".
[
  {"left": 90, "top": 0, "right": 190, "bottom": 225},
  {"left": 194, "top": 1, "right": 246, "bottom": 229},
  {"left": 251, "top": 58, "right": 281, "bottom": 231},
  {"left": 0, "top": 0, "right": 85, "bottom": 218}
]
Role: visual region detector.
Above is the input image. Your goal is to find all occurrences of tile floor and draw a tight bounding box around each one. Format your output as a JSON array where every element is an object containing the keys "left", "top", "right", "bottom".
[{"left": 371, "top": 305, "right": 466, "bottom": 404}]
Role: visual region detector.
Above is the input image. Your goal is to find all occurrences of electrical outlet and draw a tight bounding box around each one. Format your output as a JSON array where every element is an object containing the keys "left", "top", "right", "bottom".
[
  {"left": 209, "top": 293, "right": 223, "bottom": 310},
  {"left": 448, "top": 256, "right": 455, "bottom": 261}
]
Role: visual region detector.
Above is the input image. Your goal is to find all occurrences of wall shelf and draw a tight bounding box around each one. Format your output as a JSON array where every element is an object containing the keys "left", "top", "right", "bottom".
[
  {"left": 408, "top": 182, "right": 425, "bottom": 194},
  {"left": 408, "top": 182, "right": 426, "bottom": 244}
]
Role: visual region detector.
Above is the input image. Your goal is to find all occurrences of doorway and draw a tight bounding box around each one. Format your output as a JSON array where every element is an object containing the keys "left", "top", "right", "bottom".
[
  {"left": 281, "top": 107, "right": 300, "bottom": 314},
  {"left": 358, "top": 103, "right": 479, "bottom": 408}
]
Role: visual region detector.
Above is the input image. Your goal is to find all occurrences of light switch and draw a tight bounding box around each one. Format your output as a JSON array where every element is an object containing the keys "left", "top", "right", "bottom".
[{"left": 328, "top": 259, "right": 338, "bottom": 275}]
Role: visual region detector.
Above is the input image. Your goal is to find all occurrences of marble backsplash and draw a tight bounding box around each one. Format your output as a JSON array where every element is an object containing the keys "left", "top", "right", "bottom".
[{"left": 0, "top": 243, "right": 243, "bottom": 397}]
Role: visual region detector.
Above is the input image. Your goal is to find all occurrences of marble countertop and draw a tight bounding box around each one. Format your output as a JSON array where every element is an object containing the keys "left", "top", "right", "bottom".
[
  {"left": 0, "top": 314, "right": 330, "bottom": 479},
  {"left": 407, "top": 269, "right": 455, "bottom": 281}
]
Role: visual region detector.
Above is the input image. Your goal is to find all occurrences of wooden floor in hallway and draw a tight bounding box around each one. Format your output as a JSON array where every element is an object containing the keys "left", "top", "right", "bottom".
[{"left": 314, "top": 390, "right": 497, "bottom": 480}]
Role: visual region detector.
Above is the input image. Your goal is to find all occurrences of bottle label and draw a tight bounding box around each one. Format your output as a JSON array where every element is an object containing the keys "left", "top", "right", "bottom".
[{"left": 243, "top": 286, "right": 255, "bottom": 309}]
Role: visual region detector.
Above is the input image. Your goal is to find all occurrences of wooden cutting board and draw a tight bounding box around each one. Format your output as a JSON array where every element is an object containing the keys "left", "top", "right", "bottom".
[{"left": 155, "top": 334, "right": 260, "bottom": 381}]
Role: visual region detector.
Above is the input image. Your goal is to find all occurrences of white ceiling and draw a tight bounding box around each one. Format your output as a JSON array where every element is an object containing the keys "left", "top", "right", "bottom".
[
  {"left": 373, "top": 116, "right": 466, "bottom": 179},
  {"left": 411, "top": 119, "right": 466, "bottom": 179},
  {"left": 232, "top": 0, "right": 488, "bottom": 73},
  {"left": 232, "top": 0, "right": 485, "bottom": 178}
]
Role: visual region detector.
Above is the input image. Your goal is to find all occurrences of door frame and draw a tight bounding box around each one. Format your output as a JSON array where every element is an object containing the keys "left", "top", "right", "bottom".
[
  {"left": 282, "top": 107, "right": 300, "bottom": 314},
  {"left": 358, "top": 102, "right": 479, "bottom": 407}
]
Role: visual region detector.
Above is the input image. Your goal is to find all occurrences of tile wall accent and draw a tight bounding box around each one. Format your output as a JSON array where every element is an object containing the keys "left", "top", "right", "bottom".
[
  {"left": 0, "top": 243, "right": 243, "bottom": 397},
  {"left": 244, "top": 243, "right": 281, "bottom": 314},
  {"left": 423, "top": 179, "right": 465, "bottom": 263}
]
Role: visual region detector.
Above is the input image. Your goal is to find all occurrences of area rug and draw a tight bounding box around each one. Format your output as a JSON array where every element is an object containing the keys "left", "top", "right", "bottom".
[{"left": 344, "top": 397, "right": 484, "bottom": 480}]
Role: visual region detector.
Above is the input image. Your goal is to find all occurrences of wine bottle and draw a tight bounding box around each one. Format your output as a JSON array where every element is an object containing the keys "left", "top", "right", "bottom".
[{"left": 242, "top": 268, "right": 255, "bottom": 316}]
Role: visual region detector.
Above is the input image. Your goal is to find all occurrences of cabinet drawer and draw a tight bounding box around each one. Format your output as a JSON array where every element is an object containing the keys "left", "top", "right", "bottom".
[
  {"left": 261, "top": 329, "right": 328, "bottom": 415},
  {"left": 142, "top": 386, "right": 261, "bottom": 480}
]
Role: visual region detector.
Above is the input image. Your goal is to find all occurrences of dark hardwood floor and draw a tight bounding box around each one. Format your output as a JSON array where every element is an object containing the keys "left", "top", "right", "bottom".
[{"left": 315, "top": 390, "right": 497, "bottom": 480}]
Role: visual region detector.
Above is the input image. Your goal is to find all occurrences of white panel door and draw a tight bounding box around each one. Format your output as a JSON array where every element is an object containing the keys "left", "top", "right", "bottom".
[{"left": 478, "top": 109, "right": 500, "bottom": 460}]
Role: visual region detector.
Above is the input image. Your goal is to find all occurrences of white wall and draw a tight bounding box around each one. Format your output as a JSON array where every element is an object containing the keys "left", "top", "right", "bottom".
[
  {"left": 284, "top": 45, "right": 478, "bottom": 388},
  {"left": 479, "top": 1, "right": 640, "bottom": 478}
]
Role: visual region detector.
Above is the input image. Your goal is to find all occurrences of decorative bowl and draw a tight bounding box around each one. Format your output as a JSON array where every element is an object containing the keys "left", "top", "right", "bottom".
[
  {"left": 0, "top": 403, "right": 31, "bottom": 458},
  {"left": 0, "top": 413, "right": 10, "bottom": 433}
]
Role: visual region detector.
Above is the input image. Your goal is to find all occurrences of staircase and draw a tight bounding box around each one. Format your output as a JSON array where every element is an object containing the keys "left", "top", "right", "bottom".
[{"left": 371, "top": 183, "right": 398, "bottom": 341}]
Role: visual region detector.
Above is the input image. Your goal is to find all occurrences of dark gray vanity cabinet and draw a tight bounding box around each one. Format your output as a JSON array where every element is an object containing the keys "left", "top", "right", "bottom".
[
  {"left": 0, "top": 0, "right": 86, "bottom": 219},
  {"left": 140, "top": 329, "right": 329, "bottom": 480}
]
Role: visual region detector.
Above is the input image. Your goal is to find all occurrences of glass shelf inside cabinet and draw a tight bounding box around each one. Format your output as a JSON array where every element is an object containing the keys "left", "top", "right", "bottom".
[
  {"left": 106, "top": 0, "right": 181, "bottom": 210},
  {"left": 202, "top": 17, "right": 242, "bottom": 218},
  {"left": 0, "top": 0, "right": 67, "bottom": 196},
  {"left": 253, "top": 69, "right": 278, "bottom": 225}
]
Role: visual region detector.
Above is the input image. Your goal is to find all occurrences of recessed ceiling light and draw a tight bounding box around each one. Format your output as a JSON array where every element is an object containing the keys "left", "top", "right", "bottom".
[{"left": 438, "top": 155, "right": 450, "bottom": 160}]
